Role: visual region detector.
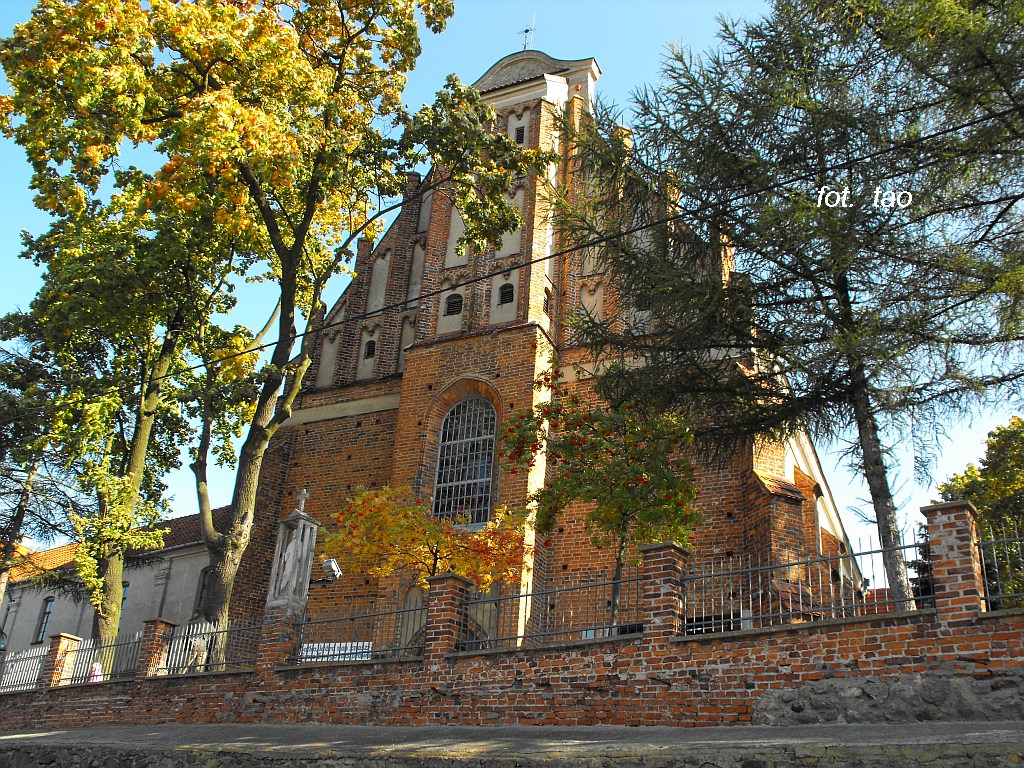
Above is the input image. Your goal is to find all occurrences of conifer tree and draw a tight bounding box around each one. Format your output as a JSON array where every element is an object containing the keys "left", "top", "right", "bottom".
[{"left": 558, "top": 0, "right": 1024, "bottom": 607}]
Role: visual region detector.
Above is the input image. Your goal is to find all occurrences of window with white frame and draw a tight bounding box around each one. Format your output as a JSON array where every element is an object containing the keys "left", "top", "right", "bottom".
[
  {"left": 34, "top": 597, "right": 54, "bottom": 644},
  {"left": 432, "top": 397, "right": 497, "bottom": 525}
]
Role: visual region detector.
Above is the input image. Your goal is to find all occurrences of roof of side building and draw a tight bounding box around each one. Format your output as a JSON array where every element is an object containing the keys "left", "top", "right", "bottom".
[{"left": 7, "top": 507, "right": 232, "bottom": 583}]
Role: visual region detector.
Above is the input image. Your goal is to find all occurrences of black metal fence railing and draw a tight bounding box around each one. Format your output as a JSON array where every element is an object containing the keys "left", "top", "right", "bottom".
[
  {"left": 680, "top": 539, "right": 933, "bottom": 636},
  {"left": 458, "top": 567, "right": 643, "bottom": 651},
  {"left": 978, "top": 522, "right": 1024, "bottom": 611},
  {"left": 154, "top": 619, "right": 263, "bottom": 675},
  {"left": 0, "top": 643, "right": 49, "bottom": 693},
  {"left": 60, "top": 631, "right": 143, "bottom": 684},
  {"left": 295, "top": 602, "right": 428, "bottom": 664}
]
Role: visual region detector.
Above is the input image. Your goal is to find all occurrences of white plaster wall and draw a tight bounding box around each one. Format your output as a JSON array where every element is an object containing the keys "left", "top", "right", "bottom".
[
  {"left": 437, "top": 289, "right": 464, "bottom": 335},
  {"left": 0, "top": 545, "right": 209, "bottom": 651},
  {"left": 366, "top": 251, "right": 390, "bottom": 313},
  {"left": 398, "top": 317, "right": 416, "bottom": 372},
  {"left": 356, "top": 327, "right": 379, "bottom": 380},
  {"left": 497, "top": 190, "right": 525, "bottom": 258},
  {"left": 416, "top": 188, "right": 433, "bottom": 233},
  {"left": 407, "top": 244, "right": 426, "bottom": 302},
  {"left": 445, "top": 208, "right": 467, "bottom": 267},
  {"left": 315, "top": 335, "right": 339, "bottom": 389},
  {"left": 508, "top": 108, "right": 531, "bottom": 145}
]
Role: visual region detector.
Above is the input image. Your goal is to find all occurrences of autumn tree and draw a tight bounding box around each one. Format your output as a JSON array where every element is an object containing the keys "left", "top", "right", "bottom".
[
  {"left": 1, "top": 0, "right": 547, "bottom": 629},
  {"left": 0, "top": 175, "right": 242, "bottom": 644},
  {"left": 325, "top": 486, "right": 528, "bottom": 590},
  {"left": 556, "top": 0, "right": 1024, "bottom": 608},
  {"left": 502, "top": 367, "right": 699, "bottom": 623}
]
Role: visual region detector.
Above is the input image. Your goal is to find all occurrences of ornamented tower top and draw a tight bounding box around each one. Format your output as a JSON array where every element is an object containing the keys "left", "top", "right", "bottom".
[{"left": 472, "top": 51, "right": 601, "bottom": 109}]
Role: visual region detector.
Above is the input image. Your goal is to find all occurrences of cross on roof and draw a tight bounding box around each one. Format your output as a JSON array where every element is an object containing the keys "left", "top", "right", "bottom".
[{"left": 520, "top": 13, "right": 536, "bottom": 51}]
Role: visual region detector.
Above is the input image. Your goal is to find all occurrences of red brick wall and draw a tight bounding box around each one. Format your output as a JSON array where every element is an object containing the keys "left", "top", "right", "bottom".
[{"left": 2, "top": 503, "right": 1021, "bottom": 729}]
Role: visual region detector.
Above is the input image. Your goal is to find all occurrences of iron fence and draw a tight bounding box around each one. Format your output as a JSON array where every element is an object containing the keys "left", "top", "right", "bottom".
[
  {"left": 59, "top": 631, "right": 142, "bottom": 684},
  {"left": 154, "top": 618, "right": 263, "bottom": 675},
  {"left": 681, "top": 539, "right": 933, "bottom": 636},
  {"left": 0, "top": 643, "right": 49, "bottom": 693},
  {"left": 978, "top": 522, "right": 1024, "bottom": 611},
  {"left": 295, "top": 600, "right": 428, "bottom": 664},
  {"left": 458, "top": 567, "right": 643, "bottom": 651}
]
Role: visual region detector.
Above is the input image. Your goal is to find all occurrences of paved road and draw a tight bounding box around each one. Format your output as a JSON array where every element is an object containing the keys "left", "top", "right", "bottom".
[{"left": 1, "top": 721, "right": 1022, "bottom": 766}]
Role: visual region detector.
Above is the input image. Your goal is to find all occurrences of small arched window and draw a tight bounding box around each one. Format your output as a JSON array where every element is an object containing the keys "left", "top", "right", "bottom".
[
  {"left": 364, "top": 339, "right": 376, "bottom": 359},
  {"left": 498, "top": 282, "right": 515, "bottom": 306},
  {"left": 433, "top": 397, "right": 497, "bottom": 525},
  {"left": 444, "top": 293, "right": 464, "bottom": 316}
]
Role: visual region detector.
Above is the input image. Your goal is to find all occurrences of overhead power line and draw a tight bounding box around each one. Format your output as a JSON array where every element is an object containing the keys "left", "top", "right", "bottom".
[{"left": 0, "top": 103, "right": 1018, "bottom": 428}]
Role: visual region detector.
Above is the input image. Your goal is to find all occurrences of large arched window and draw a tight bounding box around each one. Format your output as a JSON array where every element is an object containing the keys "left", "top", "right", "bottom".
[{"left": 432, "top": 397, "right": 497, "bottom": 525}]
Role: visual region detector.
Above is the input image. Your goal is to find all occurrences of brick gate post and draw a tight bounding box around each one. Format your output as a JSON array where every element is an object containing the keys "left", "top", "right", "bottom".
[
  {"left": 136, "top": 618, "right": 176, "bottom": 679},
  {"left": 256, "top": 605, "right": 302, "bottom": 673},
  {"left": 639, "top": 542, "right": 688, "bottom": 639},
  {"left": 39, "top": 633, "right": 81, "bottom": 688},
  {"left": 424, "top": 572, "right": 472, "bottom": 661},
  {"left": 922, "top": 500, "right": 985, "bottom": 624}
]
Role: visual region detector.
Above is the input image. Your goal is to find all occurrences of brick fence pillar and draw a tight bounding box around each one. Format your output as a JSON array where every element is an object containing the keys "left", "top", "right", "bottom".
[
  {"left": 137, "top": 619, "right": 176, "bottom": 679},
  {"left": 424, "top": 572, "right": 472, "bottom": 661},
  {"left": 922, "top": 500, "right": 985, "bottom": 623},
  {"left": 639, "top": 542, "right": 688, "bottom": 638},
  {"left": 256, "top": 605, "right": 301, "bottom": 674},
  {"left": 39, "top": 633, "right": 81, "bottom": 688}
]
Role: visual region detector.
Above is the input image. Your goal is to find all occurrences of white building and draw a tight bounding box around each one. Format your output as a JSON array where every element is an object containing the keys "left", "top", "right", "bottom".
[{"left": 0, "top": 509, "right": 228, "bottom": 652}]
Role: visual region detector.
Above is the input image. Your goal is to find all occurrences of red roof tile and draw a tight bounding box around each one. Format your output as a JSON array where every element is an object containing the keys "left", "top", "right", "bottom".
[
  {"left": 8, "top": 507, "right": 232, "bottom": 583},
  {"left": 755, "top": 473, "right": 806, "bottom": 501}
]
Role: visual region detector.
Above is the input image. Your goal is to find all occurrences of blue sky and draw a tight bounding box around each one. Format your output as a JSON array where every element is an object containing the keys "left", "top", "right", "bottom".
[{"left": 0, "top": 1, "right": 1012, "bottom": 545}]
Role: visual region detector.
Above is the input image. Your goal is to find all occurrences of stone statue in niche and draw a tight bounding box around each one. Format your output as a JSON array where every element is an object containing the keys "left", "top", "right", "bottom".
[{"left": 267, "top": 488, "right": 319, "bottom": 609}]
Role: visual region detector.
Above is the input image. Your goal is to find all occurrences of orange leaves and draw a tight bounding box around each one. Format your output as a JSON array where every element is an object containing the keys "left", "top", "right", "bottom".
[{"left": 324, "top": 486, "right": 529, "bottom": 589}]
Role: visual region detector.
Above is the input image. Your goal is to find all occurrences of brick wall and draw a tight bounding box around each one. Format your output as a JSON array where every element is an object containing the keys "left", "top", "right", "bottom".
[{"left": 2, "top": 501, "right": 1022, "bottom": 729}]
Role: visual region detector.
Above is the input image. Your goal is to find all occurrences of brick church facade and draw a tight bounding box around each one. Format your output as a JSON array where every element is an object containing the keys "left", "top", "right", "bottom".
[{"left": 228, "top": 51, "right": 855, "bottom": 624}]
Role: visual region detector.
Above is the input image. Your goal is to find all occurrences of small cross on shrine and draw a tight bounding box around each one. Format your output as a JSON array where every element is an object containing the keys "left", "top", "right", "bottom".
[{"left": 297, "top": 487, "right": 309, "bottom": 514}]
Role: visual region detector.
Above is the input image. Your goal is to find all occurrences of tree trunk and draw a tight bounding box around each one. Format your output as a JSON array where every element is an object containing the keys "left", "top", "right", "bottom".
[
  {"left": 0, "top": 463, "right": 37, "bottom": 612},
  {"left": 94, "top": 553, "right": 123, "bottom": 669},
  {"left": 832, "top": 270, "right": 915, "bottom": 611},
  {"left": 94, "top": 310, "right": 185, "bottom": 647},
  {"left": 199, "top": 545, "right": 243, "bottom": 668},
  {"left": 609, "top": 528, "right": 628, "bottom": 629},
  {"left": 197, "top": 388, "right": 277, "bottom": 628},
  {"left": 198, "top": 260, "right": 315, "bottom": 628},
  {"left": 848, "top": 364, "right": 916, "bottom": 611}
]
